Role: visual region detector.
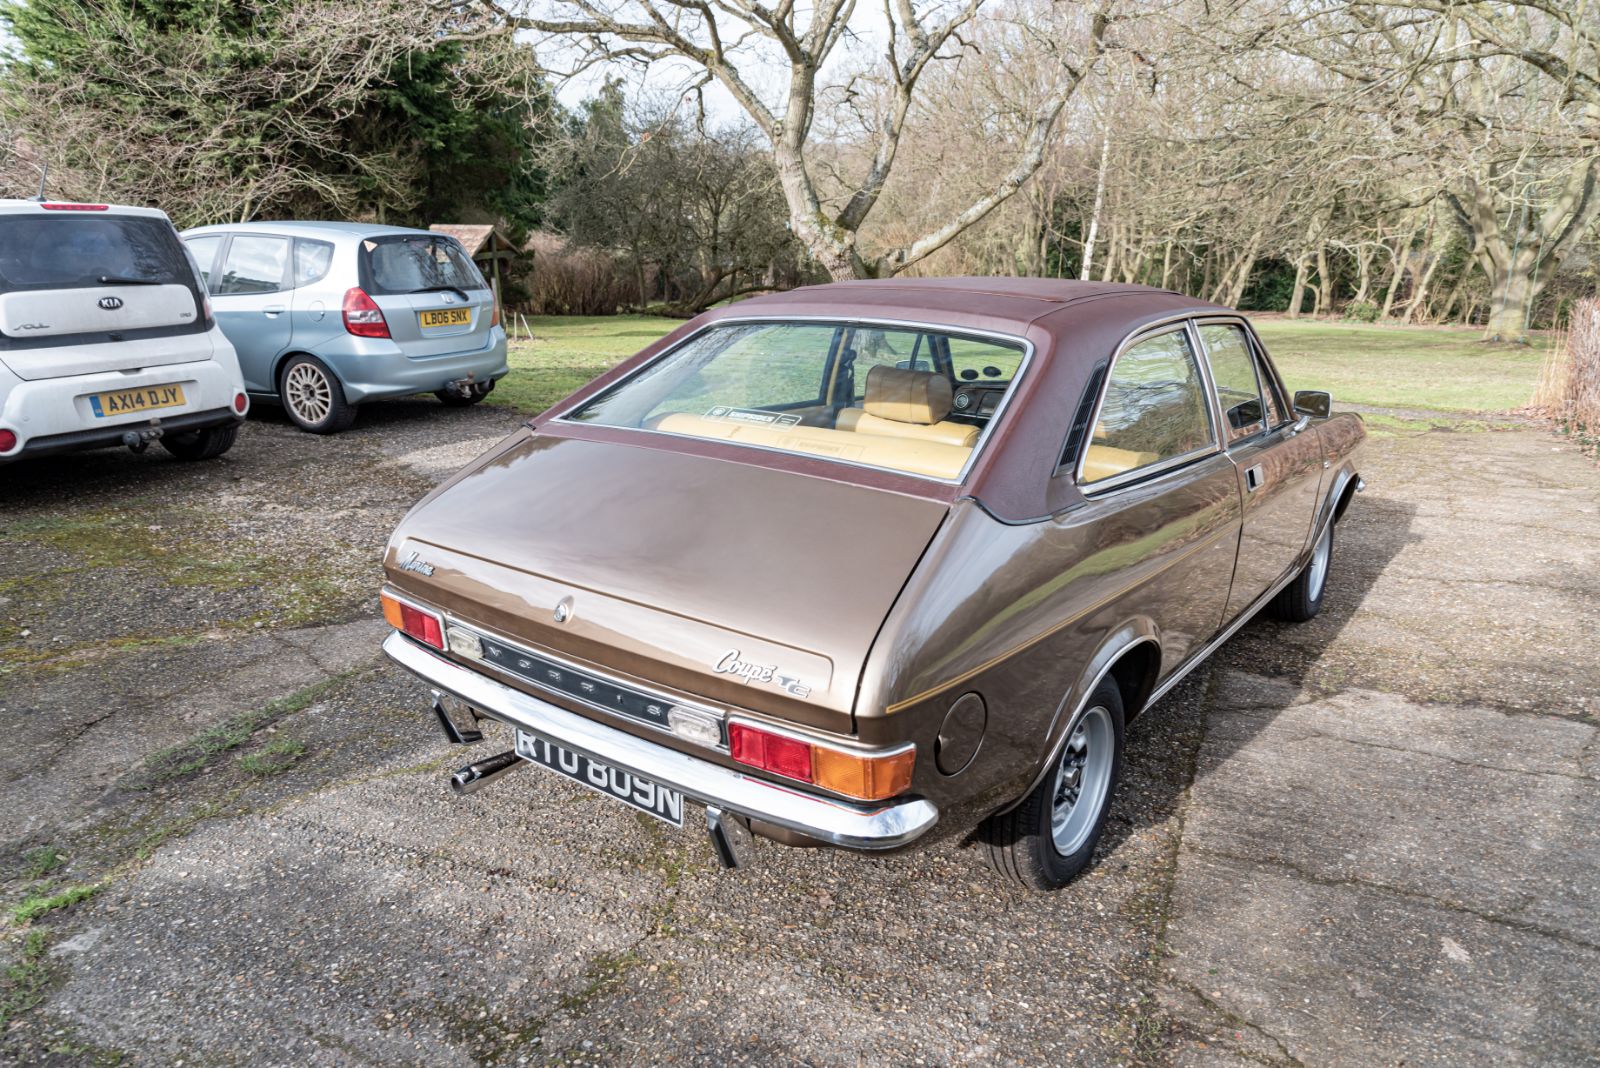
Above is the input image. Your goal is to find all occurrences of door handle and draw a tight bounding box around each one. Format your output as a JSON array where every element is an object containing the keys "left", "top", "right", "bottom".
[
  {"left": 263, "top": 305, "right": 286, "bottom": 317},
  {"left": 1245, "top": 464, "right": 1265, "bottom": 492}
]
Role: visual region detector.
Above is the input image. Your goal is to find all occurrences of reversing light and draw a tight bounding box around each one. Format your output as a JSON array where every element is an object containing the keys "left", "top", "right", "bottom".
[
  {"left": 342, "top": 287, "right": 390, "bottom": 339},
  {"left": 380, "top": 591, "right": 444, "bottom": 650},
  {"left": 667, "top": 706, "right": 722, "bottom": 748},
  {"left": 727, "top": 721, "right": 915, "bottom": 802}
]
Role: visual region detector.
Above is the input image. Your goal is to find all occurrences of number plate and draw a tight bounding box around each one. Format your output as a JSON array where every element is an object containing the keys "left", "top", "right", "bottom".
[
  {"left": 514, "top": 729, "right": 684, "bottom": 828},
  {"left": 418, "top": 307, "right": 472, "bottom": 330},
  {"left": 88, "top": 383, "right": 185, "bottom": 418}
]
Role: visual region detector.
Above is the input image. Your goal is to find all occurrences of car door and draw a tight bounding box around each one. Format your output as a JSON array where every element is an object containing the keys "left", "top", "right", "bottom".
[
  {"left": 210, "top": 233, "right": 294, "bottom": 393},
  {"left": 1070, "top": 323, "right": 1243, "bottom": 666},
  {"left": 286, "top": 237, "right": 342, "bottom": 352},
  {"left": 1196, "top": 318, "right": 1326, "bottom": 620}
]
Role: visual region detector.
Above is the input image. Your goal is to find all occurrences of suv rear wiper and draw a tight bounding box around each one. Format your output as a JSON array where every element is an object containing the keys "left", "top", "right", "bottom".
[{"left": 97, "top": 275, "right": 163, "bottom": 285}]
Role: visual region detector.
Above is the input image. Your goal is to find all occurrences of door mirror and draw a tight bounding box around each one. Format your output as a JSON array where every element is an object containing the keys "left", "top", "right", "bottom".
[{"left": 1293, "top": 390, "right": 1332, "bottom": 419}]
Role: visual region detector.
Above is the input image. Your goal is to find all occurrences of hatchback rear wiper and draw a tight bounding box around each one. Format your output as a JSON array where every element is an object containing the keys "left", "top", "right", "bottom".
[
  {"left": 97, "top": 274, "right": 163, "bottom": 285},
  {"left": 413, "top": 285, "right": 470, "bottom": 296}
]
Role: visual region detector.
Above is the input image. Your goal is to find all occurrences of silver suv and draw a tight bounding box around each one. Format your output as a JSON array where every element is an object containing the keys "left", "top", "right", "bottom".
[
  {"left": 181, "top": 222, "right": 509, "bottom": 433},
  {"left": 0, "top": 199, "right": 248, "bottom": 463}
]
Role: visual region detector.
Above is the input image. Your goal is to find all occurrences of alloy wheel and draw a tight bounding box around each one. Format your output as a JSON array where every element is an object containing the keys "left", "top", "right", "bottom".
[
  {"left": 1307, "top": 522, "right": 1332, "bottom": 602},
  {"left": 1050, "top": 705, "right": 1114, "bottom": 856},
  {"left": 284, "top": 363, "right": 332, "bottom": 426}
]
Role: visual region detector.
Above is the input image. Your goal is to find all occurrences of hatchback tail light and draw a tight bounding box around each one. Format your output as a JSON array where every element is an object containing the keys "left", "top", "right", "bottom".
[
  {"left": 343, "top": 287, "right": 390, "bottom": 338},
  {"left": 380, "top": 590, "right": 444, "bottom": 650},
  {"left": 233, "top": 392, "right": 249, "bottom": 415},
  {"left": 40, "top": 202, "right": 108, "bottom": 211},
  {"left": 727, "top": 721, "right": 915, "bottom": 802},
  {"left": 491, "top": 301, "right": 501, "bottom": 328},
  {"left": 0, "top": 429, "right": 17, "bottom": 453}
]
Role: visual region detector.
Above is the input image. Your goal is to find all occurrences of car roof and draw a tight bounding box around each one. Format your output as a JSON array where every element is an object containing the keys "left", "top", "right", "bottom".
[
  {"left": 0, "top": 199, "right": 171, "bottom": 220},
  {"left": 180, "top": 220, "right": 442, "bottom": 240}
]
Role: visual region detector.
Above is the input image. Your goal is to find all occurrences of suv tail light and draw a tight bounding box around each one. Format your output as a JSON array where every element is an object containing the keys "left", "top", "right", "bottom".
[
  {"left": 343, "top": 287, "right": 390, "bottom": 338},
  {"left": 381, "top": 590, "right": 443, "bottom": 650},
  {"left": 727, "top": 721, "right": 915, "bottom": 802}
]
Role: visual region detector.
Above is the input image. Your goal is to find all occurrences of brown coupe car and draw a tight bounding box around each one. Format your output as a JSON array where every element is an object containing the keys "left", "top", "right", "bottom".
[{"left": 379, "top": 279, "right": 1365, "bottom": 889}]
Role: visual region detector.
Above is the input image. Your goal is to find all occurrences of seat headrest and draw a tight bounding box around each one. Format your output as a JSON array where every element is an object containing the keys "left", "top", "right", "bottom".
[{"left": 863, "top": 366, "right": 953, "bottom": 425}]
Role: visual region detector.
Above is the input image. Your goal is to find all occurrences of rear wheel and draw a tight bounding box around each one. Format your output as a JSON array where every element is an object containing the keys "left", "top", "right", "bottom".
[
  {"left": 160, "top": 423, "right": 238, "bottom": 461},
  {"left": 280, "top": 355, "right": 356, "bottom": 434},
  {"left": 1269, "top": 521, "right": 1333, "bottom": 622},
  {"left": 981, "top": 676, "right": 1125, "bottom": 890}
]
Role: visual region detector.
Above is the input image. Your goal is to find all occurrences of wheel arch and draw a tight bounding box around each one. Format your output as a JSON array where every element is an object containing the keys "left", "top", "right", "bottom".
[
  {"left": 271, "top": 349, "right": 346, "bottom": 396},
  {"left": 993, "top": 623, "right": 1162, "bottom": 817}
]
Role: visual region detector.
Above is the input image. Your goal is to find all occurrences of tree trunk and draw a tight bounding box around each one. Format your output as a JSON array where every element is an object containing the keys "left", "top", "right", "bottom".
[
  {"left": 1287, "top": 255, "right": 1311, "bottom": 318},
  {"left": 1379, "top": 220, "right": 1419, "bottom": 320},
  {"left": 1080, "top": 130, "right": 1110, "bottom": 282},
  {"left": 1313, "top": 242, "right": 1332, "bottom": 317}
]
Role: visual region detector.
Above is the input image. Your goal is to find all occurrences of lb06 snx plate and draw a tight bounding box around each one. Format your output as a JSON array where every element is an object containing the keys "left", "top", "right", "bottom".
[{"left": 514, "top": 729, "right": 684, "bottom": 827}]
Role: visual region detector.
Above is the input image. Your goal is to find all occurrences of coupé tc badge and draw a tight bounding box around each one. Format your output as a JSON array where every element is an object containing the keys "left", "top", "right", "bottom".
[
  {"left": 713, "top": 649, "right": 810, "bottom": 698},
  {"left": 98, "top": 296, "right": 124, "bottom": 310}
]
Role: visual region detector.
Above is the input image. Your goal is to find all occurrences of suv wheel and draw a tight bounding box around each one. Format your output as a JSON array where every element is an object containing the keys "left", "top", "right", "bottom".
[
  {"left": 280, "top": 355, "right": 356, "bottom": 434},
  {"left": 980, "top": 676, "right": 1125, "bottom": 890},
  {"left": 160, "top": 423, "right": 238, "bottom": 461}
]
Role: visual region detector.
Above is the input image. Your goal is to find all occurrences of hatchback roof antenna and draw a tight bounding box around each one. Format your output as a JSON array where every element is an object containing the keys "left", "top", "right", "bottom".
[{"left": 32, "top": 160, "right": 48, "bottom": 201}]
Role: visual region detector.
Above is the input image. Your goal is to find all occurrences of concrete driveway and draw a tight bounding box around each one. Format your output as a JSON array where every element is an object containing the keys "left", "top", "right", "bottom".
[{"left": 1, "top": 402, "right": 1595, "bottom": 1066}]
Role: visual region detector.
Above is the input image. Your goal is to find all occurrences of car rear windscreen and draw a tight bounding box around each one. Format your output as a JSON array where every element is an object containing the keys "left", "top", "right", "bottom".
[
  {"left": 0, "top": 215, "right": 194, "bottom": 293},
  {"left": 361, "top": 235, "right": 488, "bottom": 295}
]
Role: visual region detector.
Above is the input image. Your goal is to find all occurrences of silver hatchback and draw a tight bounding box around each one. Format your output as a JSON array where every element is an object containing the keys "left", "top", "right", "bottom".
[{"left": 181, "top": 222, "right": 509, "bottom": 433}]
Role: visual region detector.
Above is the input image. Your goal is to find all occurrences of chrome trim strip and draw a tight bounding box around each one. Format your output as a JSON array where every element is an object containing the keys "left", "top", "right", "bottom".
[
  {"left": 431, "top": 607, "right": 728, "bottom": 751},
  {"left": 551, "top": 315, "right": 1036, "bottom": 487},
  {"left": 383, "top": 632, "right": 940, "bottom": 850}
]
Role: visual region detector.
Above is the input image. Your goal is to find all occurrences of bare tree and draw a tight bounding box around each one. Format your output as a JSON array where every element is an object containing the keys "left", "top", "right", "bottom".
[{"left": 451, "top": 0, "right": 1109, "bottom": 279}]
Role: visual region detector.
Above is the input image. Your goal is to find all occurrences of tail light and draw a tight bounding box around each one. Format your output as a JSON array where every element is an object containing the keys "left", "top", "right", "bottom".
[
  {"left": 0, "top": 429, "right": 17, "bottom": 453},
  {"left": 233, "top": 392, "right": 249, "bottom": 415},
  {"left": 343, "top": 287, "right": 390, "bottom": 338},
  {"left": 491, "top": 301, "right": 501, "bottom": 328},
  {"left": 727, "top": 721, "right": 915, "bottom": 802},
  {"left": 202, "top": 295, "right": 215, "bottom": 328},
  {"left": 40, "top": 202, "right": 108, "bottom": 211},
  {"left": 380, "top": 590, "right": 444, "bottom": 650}
]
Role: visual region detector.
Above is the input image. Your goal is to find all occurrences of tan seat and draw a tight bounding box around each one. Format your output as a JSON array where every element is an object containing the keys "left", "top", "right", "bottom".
[
  {"left": 1081, "top": 444, "right": 1160, "bottom": 483},
  {"left": 836, "top": 366, "right": 980, "bottom": 448},
  {"left": 653, "top": 413, "right": 972, "bottom": 480}
]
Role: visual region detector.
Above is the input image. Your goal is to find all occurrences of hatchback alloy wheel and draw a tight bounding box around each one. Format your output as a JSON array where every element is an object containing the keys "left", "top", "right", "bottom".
[{"left": 284, "top": 362, "right": 332, "bottom": 425}]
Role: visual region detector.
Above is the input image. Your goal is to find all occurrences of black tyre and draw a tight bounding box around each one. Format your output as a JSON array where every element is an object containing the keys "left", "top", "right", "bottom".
[
  {"left": 981, "top": 676, "right": 1125, "bottom": 890},
  {"left": 435, "top": 380, "right": 495, "bottom": 407},
  {"left": 279, "top": 354, "right": 356, "bottom": 434},
  {"left": 1268, "top": 520, "right": 1333, "bottom": 623},
  {"left": 160, "top": 423, "right": 238, "bottom": 461}
]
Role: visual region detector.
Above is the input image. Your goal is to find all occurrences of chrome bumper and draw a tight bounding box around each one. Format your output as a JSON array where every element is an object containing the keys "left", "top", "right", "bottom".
[{"left": 382, "top": 632, "right": 939, "bottom": 850}]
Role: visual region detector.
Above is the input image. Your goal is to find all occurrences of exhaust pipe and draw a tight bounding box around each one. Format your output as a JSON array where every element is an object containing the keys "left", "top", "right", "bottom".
[{"left": 450, "top": 750, "right": 522, "bottom": 796}]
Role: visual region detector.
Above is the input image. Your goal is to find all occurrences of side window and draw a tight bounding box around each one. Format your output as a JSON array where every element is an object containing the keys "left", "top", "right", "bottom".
[
  {"left": 216, "top": 235, "right": 289, "bottom": 295},
  {"left": 183, "top": 235, "right": 223, "bottom": 291},
  {"left": 1199, "top": 324, "right": 1265, "bottom": 442},
  {"left": 1083, "top": 329, "right": 1214, "bottom": 486},
  {"left": 293, "top": 240, "right": 334, "bottom": 288}
]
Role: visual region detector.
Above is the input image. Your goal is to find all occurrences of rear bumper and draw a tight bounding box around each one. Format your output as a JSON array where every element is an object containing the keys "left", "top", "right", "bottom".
[
  {"left": 382, "top": 631, "right": 940, "bottom": 851},
  {"left": 4, "top": 406, "right": 242, "bottom": 461},
  {"left": 0, "top": 356, "right": 246, "bottom": 462},
  {"left": 325, "top": 329, "right": 509, "bottom": 404}
]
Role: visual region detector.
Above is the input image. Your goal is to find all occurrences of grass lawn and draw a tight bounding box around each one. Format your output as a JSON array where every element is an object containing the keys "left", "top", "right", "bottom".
[
  {"left": 494, "top": 312, "right": 1547, "bottom": 417},
  {"left": 1252, "top": 318, "right": 1547, "bottom": 413}
]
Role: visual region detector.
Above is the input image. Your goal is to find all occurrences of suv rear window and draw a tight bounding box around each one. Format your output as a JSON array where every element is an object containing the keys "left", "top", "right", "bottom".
[
  {"left": 361, "top": 235, "right": 487, "bottom": 295},
  {"left": 0, "top": 215, "right": 194, "bottom": 293}
]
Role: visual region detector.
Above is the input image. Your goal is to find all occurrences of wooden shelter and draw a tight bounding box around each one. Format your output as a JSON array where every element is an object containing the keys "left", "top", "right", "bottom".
[{"left": 428, "top": 224, "right": 519, "bottom": 315}]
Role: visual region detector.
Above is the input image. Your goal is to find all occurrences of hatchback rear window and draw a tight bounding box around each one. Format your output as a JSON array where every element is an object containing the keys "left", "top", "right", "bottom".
[
  {"left": 0, "top": 215, "right": 194, "bottom": 293},
  {"left": 361, "top": 236, "right": 487, "bottom": 295}
]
